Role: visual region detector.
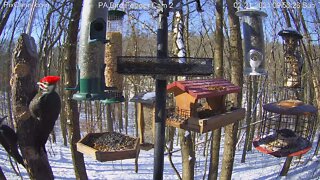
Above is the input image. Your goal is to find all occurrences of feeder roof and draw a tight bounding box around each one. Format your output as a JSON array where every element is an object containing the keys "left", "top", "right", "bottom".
[
  {"left": 130, "top": 92, "right": 155, "bottom": 105},
  {"left": 235, "top": 8, "right": 268, "bottom": 17},
  {"left": 167, "top": 79, "right": 241, "bottom": 99},
  {"left": 263, "top": 102, "right": 317, "bottom": 115},
  {"left": 278, "top": 28, "right": 303, "bottom": 39}
]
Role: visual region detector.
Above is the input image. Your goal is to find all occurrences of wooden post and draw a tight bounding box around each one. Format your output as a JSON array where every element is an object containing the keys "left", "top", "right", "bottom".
[
  {"left": 137, "top": 103, "right": 144, "bottom": 144},
  {"left": 280, "top": 156, "right": 293, "bottom": 176},
  {"left": 11, "top": 34, "right": 54, "bottom": 179}
]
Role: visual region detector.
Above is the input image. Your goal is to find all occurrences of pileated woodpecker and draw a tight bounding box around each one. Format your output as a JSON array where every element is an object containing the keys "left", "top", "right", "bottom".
[
  {"left": 0, "top": 116, "right": 25, "bottom": 166},
  {"left": 29, "top": 76, "right": 61, "bottom": 153}
]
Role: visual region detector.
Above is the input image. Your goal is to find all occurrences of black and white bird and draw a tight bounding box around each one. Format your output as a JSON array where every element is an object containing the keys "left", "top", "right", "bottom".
[
  {"left": 29, "top": 76, "right": 61, "bottom": 153},
  {"left": 0, "top": 116, "right": 25, "bottom": 166}
]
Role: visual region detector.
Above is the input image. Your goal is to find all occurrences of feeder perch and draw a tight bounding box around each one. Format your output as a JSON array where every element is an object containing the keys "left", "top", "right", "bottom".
[
  {"left": 278, "top": 28, "right": 303, "bottom": 88},
  {"left": 100, "top": 87, "right": 125, "bottom": 104},
  {"left": 77, "top": 132, "right": 140, "bottom": 162},
  {"left": 253, "top": 100, "right": 317, "bottom": 157},
  {"left": 130, "top": 92, "right": 156, "bottom": 150},
  {"left": 236, "top": 8, "right": 267, "bottom": 76},
  {"left": 166, "top": 79, "right": 245, "bottom": 133},
  {"left": 117, "top": 56, "right": 212, "bottom": 76}
]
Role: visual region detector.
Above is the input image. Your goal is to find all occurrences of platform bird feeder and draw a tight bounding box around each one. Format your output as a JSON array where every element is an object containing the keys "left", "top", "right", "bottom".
[
  {"left": 166, "top": 79, "right": 245, "bottom": 133},
  {"left": 253, "top": 100, "right": 317, "bottom": 157},
  {"left": 278, "top": 28, "right": 303, "bottom": 89},
  {"left": 77, "top": 132, "right": 140, "bottom": 162},
  {"left": 236, "top": 8, "right": 267, "bottom": 76}
]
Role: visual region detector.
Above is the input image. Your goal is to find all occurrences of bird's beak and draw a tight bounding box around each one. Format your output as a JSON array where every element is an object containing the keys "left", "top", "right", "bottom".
[{"left": 37, "top": 82, "right": 49, "bottom": 91}]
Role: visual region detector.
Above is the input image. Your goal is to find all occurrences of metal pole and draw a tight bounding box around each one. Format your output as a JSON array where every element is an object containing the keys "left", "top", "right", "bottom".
[{"left": 153, "top": 0, "right": 168, "bottom": 179}]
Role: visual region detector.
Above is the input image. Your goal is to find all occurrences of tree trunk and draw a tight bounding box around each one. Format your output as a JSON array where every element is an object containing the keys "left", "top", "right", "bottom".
[
  {"left": 0, "top": 0, "right": 17, "bottom": 36},
  {"left": 106, "top": 105, "right": 113, "bottom": 132},
  {"left": 12, "top": 33, "right": 54, "bottom": 179},
  {"left": 0, "top": 167, "right": 6, "bottom": 180},
  {"left": 241, "top": 77, "right": 252, "bottom": 163},
  {"left": 248, "top": 76, "right": 258, "bottom": 151},
  {"left": 63, "top": 0, "right": 88, "bottom": 179},
  {"left": 179, "top": 130, "right": 195, "bottom": 180},
  {"left": 208, "top": 0, "right": 223, "bottom": 179},
  {"left": 220, "top": 0, "right": 243, "bottom": 179}
]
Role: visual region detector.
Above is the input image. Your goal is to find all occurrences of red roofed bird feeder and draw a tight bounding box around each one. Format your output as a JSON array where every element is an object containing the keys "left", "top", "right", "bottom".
[{"left": 166, "top": 79, "right": 245, "bottom": 133}]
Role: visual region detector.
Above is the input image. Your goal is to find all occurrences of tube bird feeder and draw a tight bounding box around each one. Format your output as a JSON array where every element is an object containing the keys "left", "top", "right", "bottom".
[
  {"left": 101, "top": 10, "right": 126, "bottom": 104},
  {"left": 278, "top": 28, "right": 303, "bottom": 88},
  {"left": 107, "top": 10, "right": 125, "bottom": 32},
  {"left": 236, "top": 8, "right": 267, "bottom": 76},
  {"left": 72, "top": 0, "right": 109, "bottom": 101}
]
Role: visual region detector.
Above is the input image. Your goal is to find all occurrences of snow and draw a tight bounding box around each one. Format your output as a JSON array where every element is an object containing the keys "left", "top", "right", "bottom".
[
  {"left": 141, "top": 92, "right": 155, "bottom": 100},
  {"left": 0, "top": 103, "right": 319, "bottom": 179}
]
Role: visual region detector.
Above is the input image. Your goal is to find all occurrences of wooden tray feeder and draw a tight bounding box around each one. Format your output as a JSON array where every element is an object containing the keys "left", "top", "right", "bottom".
[
  {"left": 166, "top": 79, "right": 245, "bottom": 133},
  {"left": 77, "top": 132, "right": 140, "bottom": 162},
  {"left": 254, "top": 100, "right": 317, "bottom": 157}
]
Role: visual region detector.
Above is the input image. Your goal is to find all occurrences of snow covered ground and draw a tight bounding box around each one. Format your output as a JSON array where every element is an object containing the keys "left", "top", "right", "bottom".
[{"left": 0, "top": 103, "right": 319, "bottom": 179}]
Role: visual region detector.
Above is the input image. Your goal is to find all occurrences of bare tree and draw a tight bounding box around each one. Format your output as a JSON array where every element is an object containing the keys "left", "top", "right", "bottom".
[
  {"left": 0, "top": 0, "right": 18, "bottom": 36},
  {"left": 63, "top": 0, "right": 88, "bottom": 179},
  {"left": 220, "top": 0, "right": 243, "bottom": 179},
  {"left": 12, "top": 33, "right": 54, "bottom": 179},
  {"left": 208, "top": 0, "right": 223, "bottom": 179}
]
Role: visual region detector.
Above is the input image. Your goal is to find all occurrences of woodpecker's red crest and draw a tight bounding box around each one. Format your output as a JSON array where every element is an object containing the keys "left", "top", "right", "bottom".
[
  {"left": 39, "top": 76, "right": 60, "bottom": 84},
  {"left": 38, "top": 76, "right": 60, "bottom": 92}
]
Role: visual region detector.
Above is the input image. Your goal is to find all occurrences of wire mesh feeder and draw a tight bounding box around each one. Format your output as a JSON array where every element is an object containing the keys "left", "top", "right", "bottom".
[
  {"left": 107, "top": 10, "right": 125, "bottom": 33},
  {"left": 166, "top": 106, "right": 192, "bottom": 129},
  {"left": 253, "top": 100, "right": 317, "bottom": 157},
  {"left": 117, "top": 56, "right": 212, "bottom": 76},
  {"left": 77, "top": 132, "right": 140, "bottom": 162}
]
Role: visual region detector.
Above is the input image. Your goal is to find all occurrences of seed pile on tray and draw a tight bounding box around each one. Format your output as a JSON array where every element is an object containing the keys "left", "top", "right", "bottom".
[
  {"left": 167, "top": 108, "right": 190, "bottom": 123},
  {"left": 207, "top": 86, "right": 226, "bottom": 91},
  {"left": 167, "top": 114, "right": 189, "bottom": 123},
  {"left": 257, "top": 129, "right": 310, "bottom": 153},
  {"left": 196, "top": 108, "right": 217, "bottom": 119},
  {"left": 87, "top": 132, "right": 136, "bottom": 152}
]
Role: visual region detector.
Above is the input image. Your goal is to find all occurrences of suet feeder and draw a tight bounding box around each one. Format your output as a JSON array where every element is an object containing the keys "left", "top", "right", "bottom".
[
  {"left": 77, "top": 132, "right": 140, "bottom": 162},
  {"left": 278, "top": 28, "right": 303, "bottom": 88},
  {"left": 130, "top": 92, "right": 156, "bottom": 150},
  {"left": 166, "top": 79, "right": 245, "bottom": 133},
  {"left": 236, "top": 8, "right": 267, "bottom": 76},
  {"left": 253, "top": 100, "right": 317, "bottom": 157},
  {"left": 72, "top": 0, "right": 109, "bottom": 101}
]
